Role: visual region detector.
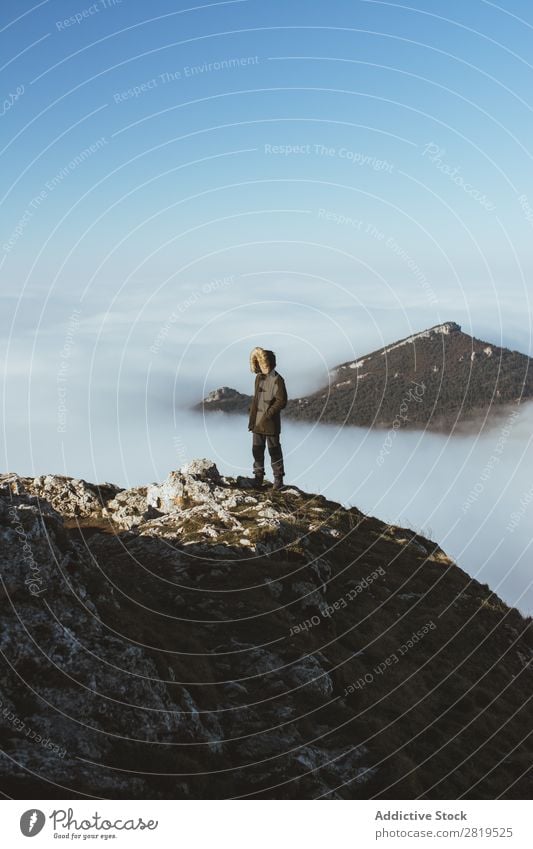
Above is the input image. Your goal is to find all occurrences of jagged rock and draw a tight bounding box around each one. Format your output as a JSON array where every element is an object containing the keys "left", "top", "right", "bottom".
[
  {"left": 146, "top": 459, "right": 223, "bottom": 513},
  {"left": 104, "top": 486, "right": 161, "bottom": 529},
  {"left": 0, "top": 472, "right": 119, "bottom": 519},
  {"left": 1, "top": 460, "right": 533, "bottom": 800}
]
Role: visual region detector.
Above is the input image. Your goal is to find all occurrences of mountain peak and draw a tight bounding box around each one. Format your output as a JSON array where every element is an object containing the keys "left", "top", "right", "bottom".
[
  {"left": 436, "top": 320, "right": 461, "bottom": 332},
  {"left": 377, "top": 321, "right": 461, "bottom": 354},
  {"left": 196, "top": 322, "right": 532, "bottom": 431}
]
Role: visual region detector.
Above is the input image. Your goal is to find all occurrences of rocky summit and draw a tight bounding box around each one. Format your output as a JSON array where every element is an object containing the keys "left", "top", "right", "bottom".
[{"left": 1, "top": 459, "right": 532, "bottom": 799}]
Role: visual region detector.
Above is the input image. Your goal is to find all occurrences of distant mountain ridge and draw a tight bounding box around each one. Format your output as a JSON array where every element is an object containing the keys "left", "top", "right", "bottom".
[{"left": 195, "top": 322, "right": 533, "bottom": 431}]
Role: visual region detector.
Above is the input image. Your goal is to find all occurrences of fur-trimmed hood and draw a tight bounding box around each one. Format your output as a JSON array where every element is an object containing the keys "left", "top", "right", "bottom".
[
  {"left": 248, "top": 350, "right": 287, "bottom": 435},
  {"left": 249, "top": 347, "right": 274, "bottom": 374}
]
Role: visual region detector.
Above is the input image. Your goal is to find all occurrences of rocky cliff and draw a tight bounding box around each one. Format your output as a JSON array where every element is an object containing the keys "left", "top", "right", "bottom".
[{"left": 1, "top": 460, "right": 532, "bottom": 799}]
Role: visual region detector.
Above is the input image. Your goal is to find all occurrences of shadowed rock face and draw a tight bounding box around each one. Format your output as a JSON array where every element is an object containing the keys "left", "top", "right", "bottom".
[{"left": 1, "top": 459, "right": 532, "bottom": 800}]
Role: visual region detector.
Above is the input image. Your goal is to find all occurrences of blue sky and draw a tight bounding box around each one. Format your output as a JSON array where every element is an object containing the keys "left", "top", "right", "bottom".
[{"left": 1, "top": 0, "right": 533, "bottom": 483}]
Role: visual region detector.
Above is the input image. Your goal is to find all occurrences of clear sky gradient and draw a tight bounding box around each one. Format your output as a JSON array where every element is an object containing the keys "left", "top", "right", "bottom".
[{"left": 1, "top": 0, "right": 533, "bottom": 486}]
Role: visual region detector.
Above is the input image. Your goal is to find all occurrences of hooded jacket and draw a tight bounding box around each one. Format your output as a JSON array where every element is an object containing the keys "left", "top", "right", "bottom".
[{"left": 248, "top": 347, "right": 288, "bottom": 435}]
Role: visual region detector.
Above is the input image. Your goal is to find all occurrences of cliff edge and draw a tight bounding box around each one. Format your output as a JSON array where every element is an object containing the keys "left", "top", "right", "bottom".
[{"left": 1, "top": 460, "right": 532, "bottom": 799}]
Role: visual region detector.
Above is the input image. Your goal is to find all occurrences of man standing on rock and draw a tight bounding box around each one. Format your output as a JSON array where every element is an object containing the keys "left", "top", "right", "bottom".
[{"left": 248, "top": 347, "right": 288, "bottom": 490}]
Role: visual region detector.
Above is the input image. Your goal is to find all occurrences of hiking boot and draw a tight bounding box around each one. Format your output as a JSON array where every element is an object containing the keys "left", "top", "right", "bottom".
[
  {"left": 271, "top": 476, "right": 284, "bottom": 491},
  {"left": 252, "top": 475, "right": 264, "bottom": 489}
]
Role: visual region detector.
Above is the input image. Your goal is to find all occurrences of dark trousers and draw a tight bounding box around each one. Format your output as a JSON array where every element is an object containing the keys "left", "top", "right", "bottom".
[{"left": 252, "top": 432, "right": 284, "bottom": 478}]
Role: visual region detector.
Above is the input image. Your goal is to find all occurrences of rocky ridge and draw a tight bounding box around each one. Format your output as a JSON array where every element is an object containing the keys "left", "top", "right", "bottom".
[{"left": 1, "top": 459, "right": 532, "bottom": 799}]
